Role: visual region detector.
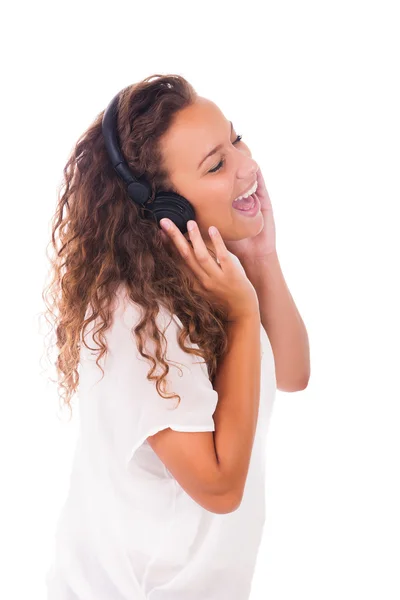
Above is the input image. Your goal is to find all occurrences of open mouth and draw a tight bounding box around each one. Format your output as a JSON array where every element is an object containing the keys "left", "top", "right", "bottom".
[
  {"left": 232, "top": 179, "right": 258, "bottom": 208},
  {"left": 233, "top": 194, "right": 256, "bottom": 211},
  {"left": 232, "top": 192, "right": 260, "bottom": 216}
]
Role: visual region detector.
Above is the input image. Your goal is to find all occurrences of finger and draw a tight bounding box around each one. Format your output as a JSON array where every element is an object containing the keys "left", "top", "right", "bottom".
[
  {"left": 160, "top": 219, "right": 222, "bottom": 280},
  {"left": 160, "top": 229, "right": 170, "bottom": 244},
  {"left": 185, "top": 221, "right": 231, "bottom": 280},
  {"left": 160, "top": 219, "right": 192, "bottom": 259},
  {"left": 186, "top": 221, "right": 214, "bottom": 267},
  {"left": 207, "top": 225, "right": 230, "bottom": 269}
]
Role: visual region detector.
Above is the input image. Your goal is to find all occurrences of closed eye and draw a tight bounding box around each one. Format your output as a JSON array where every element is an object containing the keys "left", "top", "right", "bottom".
[{"left": 208, "top": 135, "right": 243, "bottom": 173}]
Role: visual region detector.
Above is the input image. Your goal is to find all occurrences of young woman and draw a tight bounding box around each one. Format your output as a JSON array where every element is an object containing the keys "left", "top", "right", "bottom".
[{"left": 43, "top": 73, "right": 277, "bottom": 600}]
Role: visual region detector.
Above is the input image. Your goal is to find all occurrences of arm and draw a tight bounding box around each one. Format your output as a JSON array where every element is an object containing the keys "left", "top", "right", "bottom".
[
  {"left": 240, "top": 251, "right": 310, "bottom": 392},
  {"left": 211, "top": 314, "right": 262, "bottom": 505},
  {"left": 148, "top": 314, "right": 262, "bottom": 513}
]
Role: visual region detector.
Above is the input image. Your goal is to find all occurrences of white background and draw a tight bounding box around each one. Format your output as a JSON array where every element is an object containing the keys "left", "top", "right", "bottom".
[{"left": 1, "top": 1, "right": 399, "bottom": 598}]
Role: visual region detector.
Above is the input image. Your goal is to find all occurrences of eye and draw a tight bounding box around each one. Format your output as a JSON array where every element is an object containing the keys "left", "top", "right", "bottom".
[{"left": 208, "top": 134, "right": 243, "bottom": 173}]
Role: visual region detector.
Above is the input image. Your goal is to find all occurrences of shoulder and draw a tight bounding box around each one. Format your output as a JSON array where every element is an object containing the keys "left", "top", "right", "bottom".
[{"left": 113, "top": 283, "right": 182, "bottom": 344}]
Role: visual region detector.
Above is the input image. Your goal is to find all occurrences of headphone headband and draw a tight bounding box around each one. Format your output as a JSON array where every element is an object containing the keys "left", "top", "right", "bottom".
[
  {"left": 101, "top": 90, "right": 195, "bottom": 234},
  {"left": 102, "top": 93, "right": 152, "bottom": 205}
]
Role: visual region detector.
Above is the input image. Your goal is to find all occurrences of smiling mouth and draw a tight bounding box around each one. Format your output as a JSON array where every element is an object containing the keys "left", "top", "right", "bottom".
[{"left": 232, "top": 179, "right": 258, "bottom": 203}]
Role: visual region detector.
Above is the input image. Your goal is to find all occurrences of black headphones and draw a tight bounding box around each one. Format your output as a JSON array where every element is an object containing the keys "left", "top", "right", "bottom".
[{"left": 101, "top": 91, "right": 196, "bottom": 235}]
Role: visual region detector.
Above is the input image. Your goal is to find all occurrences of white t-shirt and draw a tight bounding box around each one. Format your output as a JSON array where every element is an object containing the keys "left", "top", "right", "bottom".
[{"left": 45, "top": 253, "right": 277, "bottom": 600}]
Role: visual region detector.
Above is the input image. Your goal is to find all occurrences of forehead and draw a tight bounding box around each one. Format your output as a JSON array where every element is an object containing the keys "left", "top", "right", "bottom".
[{"left": 160, "top": 98, "right": 229, "bottom": 173}]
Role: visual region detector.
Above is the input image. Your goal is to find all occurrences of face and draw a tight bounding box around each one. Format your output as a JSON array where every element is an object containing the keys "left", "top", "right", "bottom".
[{"left": 159, "top": 96, "right": 264, "bottom": 253}]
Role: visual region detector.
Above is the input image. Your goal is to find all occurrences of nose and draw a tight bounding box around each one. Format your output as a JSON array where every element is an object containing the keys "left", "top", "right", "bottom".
[{"left": 237, "top": 159, "right": 259, "bottom": 181}]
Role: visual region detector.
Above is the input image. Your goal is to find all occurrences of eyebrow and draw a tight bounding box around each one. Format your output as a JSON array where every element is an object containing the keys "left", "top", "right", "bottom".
[{"left": 197, "top": 121, "right": 233, "bottom": 170}]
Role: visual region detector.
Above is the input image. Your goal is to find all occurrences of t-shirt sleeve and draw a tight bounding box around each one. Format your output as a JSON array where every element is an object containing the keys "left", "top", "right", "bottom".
[{"left": 86, "top": 293, "right": 219, "bottom": 466}]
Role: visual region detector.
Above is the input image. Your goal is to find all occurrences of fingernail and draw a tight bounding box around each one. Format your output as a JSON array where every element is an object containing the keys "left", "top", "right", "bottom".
[
  {"left": 160, "top": 219, "right": 170, "bottom": 230},
  {"left": 187, "top": 221, "right": 196, "bottom": 231}
]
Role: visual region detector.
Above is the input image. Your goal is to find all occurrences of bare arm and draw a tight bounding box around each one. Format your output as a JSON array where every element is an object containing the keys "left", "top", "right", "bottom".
[
  {"left": 148, "top": 218, "right": 262, "bottom": 513},
  {"left": 211, "top": 314, "right": 262, "bottom": 504},
  {"left": 147, "top": 314, "right": 261, "bottom": 513}
]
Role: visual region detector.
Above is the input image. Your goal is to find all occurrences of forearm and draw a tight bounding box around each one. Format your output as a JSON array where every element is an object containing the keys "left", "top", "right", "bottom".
[
  {"left": 212, "top": 315, "right": 262, "bottom": 504},
  {"left": 241, "top": 251, "right": 310, "bottom": 392}
]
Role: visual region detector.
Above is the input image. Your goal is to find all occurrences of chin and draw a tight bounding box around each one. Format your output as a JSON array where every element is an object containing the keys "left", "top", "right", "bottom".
[{"left": 235, "top": 212, "right": 264, "bottom": 234}]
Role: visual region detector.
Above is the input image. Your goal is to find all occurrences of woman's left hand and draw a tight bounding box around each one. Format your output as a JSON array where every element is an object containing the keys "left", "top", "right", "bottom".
[{"left": 225, "top": 167, "right": 277, "bottom": 262}]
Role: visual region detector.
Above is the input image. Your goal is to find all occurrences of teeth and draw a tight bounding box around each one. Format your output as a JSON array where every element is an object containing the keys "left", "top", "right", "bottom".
[{"left": 233, "top": 180, "right": 258, "bottom": 202}]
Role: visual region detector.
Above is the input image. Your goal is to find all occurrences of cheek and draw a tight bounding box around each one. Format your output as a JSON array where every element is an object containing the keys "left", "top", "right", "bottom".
[
  {"left": 189, "top": 180, "right": 235, "bottom": 230},
  {"left": 195, "top": 182, "right": 231, "bottom": 212},
  {"left": 206, "top": 179, "right": 231, "bottom": 199}
]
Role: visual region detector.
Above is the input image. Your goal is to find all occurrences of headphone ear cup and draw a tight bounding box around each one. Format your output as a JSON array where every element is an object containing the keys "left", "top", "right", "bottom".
[{"left": 148, "top": 191, "right": 196, "bottom": 235}]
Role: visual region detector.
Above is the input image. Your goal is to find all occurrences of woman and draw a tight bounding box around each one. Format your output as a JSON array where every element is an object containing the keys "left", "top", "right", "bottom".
[{"left": 43, "top": 73, "right": 277, "bottom": 599}]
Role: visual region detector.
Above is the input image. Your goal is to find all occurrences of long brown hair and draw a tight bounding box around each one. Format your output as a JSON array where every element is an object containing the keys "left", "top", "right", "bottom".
[{"left": 41, "top": 73, "right": 229, "bottom": 419}]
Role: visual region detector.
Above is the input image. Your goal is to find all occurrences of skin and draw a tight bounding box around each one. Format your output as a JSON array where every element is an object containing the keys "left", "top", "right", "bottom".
[{"left": 159, "top": 96, "right": 265, "bottom": 256}]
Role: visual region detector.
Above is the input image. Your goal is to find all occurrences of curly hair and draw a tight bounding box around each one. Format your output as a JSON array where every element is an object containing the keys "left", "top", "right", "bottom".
[{"left": 40, "top": 73, "right": 230, "bottom": 420}]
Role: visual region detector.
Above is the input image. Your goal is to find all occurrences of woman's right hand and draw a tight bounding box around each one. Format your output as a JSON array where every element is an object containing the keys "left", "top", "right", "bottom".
[{"left": 159, "top": 219, "right": 260, "bottom": 323}]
